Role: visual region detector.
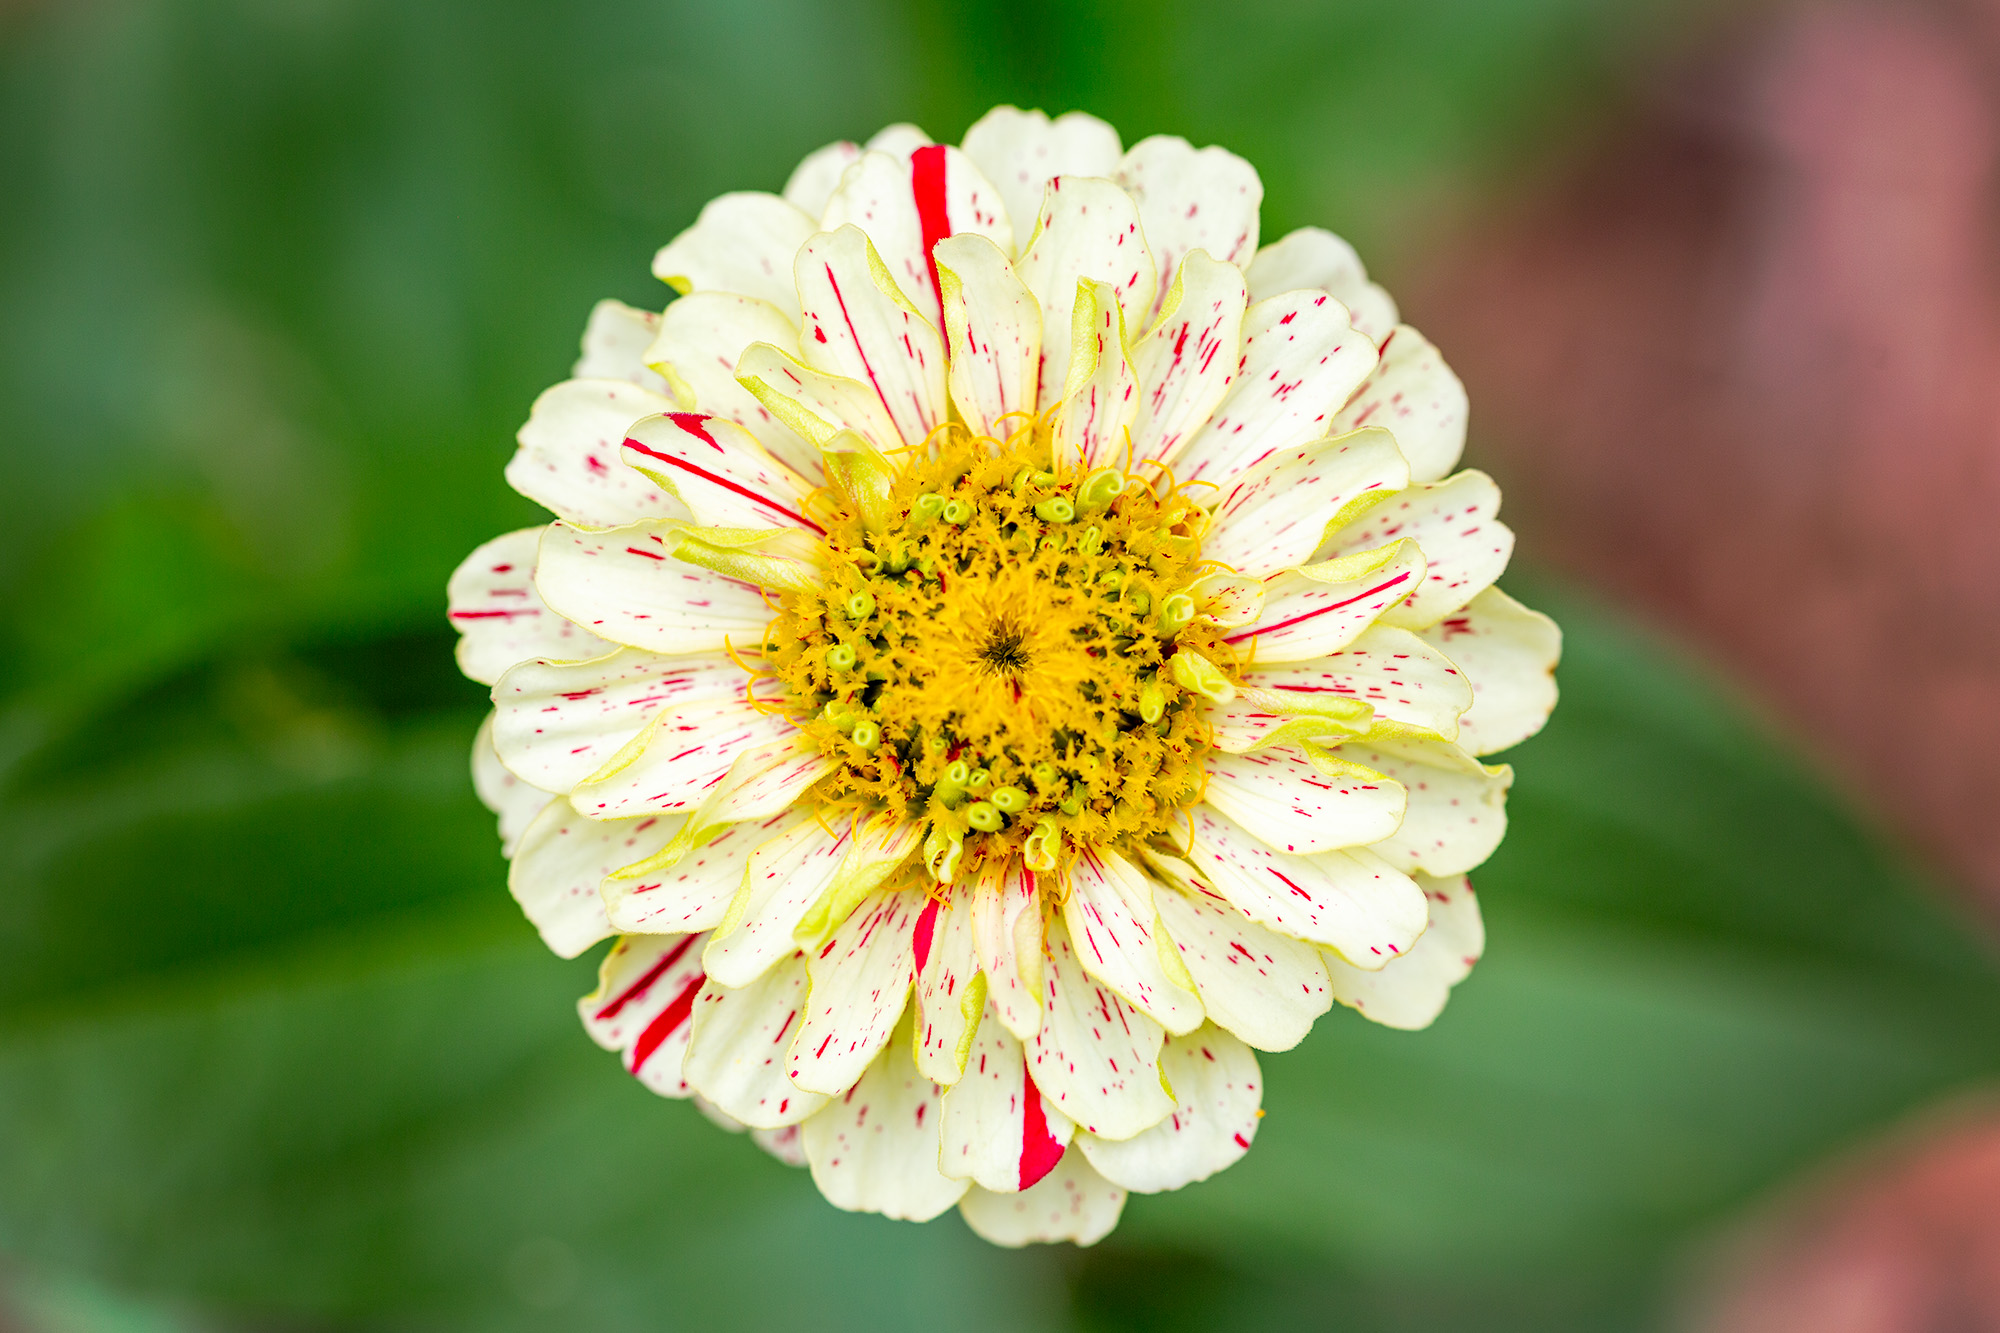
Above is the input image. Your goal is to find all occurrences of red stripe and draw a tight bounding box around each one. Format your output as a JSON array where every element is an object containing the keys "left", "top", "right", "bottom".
[
  {"left": 910, "top": 144, "right": 951, "bottom": 308},
  {"left": 628, "top": 973, "right": 705, "bottom": 1071},
  {"left": 665, "top": 411, "right": 718, "bottom": 448},
  {"left": 594, "top": 935, "right": 698, "bottom": 1021},
  {"left": 625, "top": 436, "right": 826, "bottom": 535},
  {"left": 1224, "top": 571, "right": 1413, "bottom": 645},
  {"left": 912, "top": 897, "right": 941, "bottom": 974},
  {"left": 1019, "top": 1057, "right": 1066, "bottom": 1190}
]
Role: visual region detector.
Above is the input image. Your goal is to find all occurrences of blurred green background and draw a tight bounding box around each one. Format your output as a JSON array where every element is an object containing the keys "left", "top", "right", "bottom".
[{"left": 5, "top": 0, "right": 1996, "bottom": 1329}]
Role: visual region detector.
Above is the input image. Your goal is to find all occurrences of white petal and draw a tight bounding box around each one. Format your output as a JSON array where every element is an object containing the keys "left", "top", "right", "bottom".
[
  {"left": 578, "top": 932, "right": 709, "bottom": 1097},
  {"left": 621, "top": 412, "right": 821, "bottom": 534},
  {"left": 735, "top": 340, "right": 905, "bottom": 455},
  {"left": 1062, "top": 849, "right": 1204, "bottom": 1035},
  {"left": 602, "top": 809, "right": 798, "bottom": 935},
  {"left": 820, "top": 146, "right": 1013, "bottom": 328},
  {"left": 690, "top": 734, "right": 832, "bottom": 826},
  {"left": 449, "top": 528, "right": 613, "bottom": 685},
  {"left": 1243, "top": 227, "right": 1399, "bottom": 343},
  {"left": 1027, "top": 918, "right": 1175, "bottom": 1140},
  {"left": 1077, "top": 1023, "right": 1261, "bottom": 1193},
  {"left": 1223, "top": 539, "right": 1426, "bottom": 663},
  {"left": 1323, "top": 472, "right": 1512, "bottom": 629},
  {"left": 751, "top": 1123, "right": 808, "bottom": 1168},
  {"left": 1329, "top": 324, "right": 1465, "bottom": 483},
  {"left": 934, "top": 233, "right": 1041, "bottom": 436},
  {"left": 957, "top": 1148, "right": 1126, "bottom": 1247},
  {"left": 572, "top": 298, "right": 672, "bottom": 395},
  {"left": 683, "top": 952, "right": 830, "bottom": 1128},
  {"left": 795, "top": 226, "right": 947, "bottom": 449},
  {"left": 1335, "top": 737, "right": 1511, "bottom": 877},
  {"left": 1190, "top": 570, "right": 1264, "bottom": 628},
  {"left": 783, "top": 139, "right": 863, "bottom": 221},
  {"left": 1053, "top": 278, "right": 1142, "bottom": 470},
  {"left": 960, "top": 107, "right": 1122, "bottom": 256},
  {"left": 1149, "top": 871, "right": 1332, "bottom": 1052},
  {"left": 1169, "top": 804, "right": 1425, "bottom": 964},
  {"left": 866, "top": 122, "right": 933, "bottom": 158},
  {"left": 939, "top": 1002, "right": 1076, "bottom": 1192},
  {"left": 1325, "top": 873, "right": 1484, "bottom": 1030},
  {"left": 472, "top": 713, "right": 550, "bottom": 856},
  {"left": 1205, "top": 427, "right": 1409, "bottom": 577},
  {"left": 1114, "top": 136, "right": 1262, "bottom": 322},
  {"left": 1419, "top": 586, "right": 1561, "bottom": 756},
  {"left": 509, "top": 800, "right": 677, "bottom": 957},
  {"left": 1199, "top": 745, "right": 1407, "bottom": 857},
  {"left": 801, "top": 1024, "right": 968, "bottom": 1221},
  {"left": 702, "top": 815, "right": 852, "bottom": 987},
  {"left": 789, "top": 890, "right": 918, "bottom": 1095},
  {"left": 971, "top": 860, "right": 1046, "bottom": 1041},
  {"left": 533, "top": 520, "right": 774, "bottom": 654},
  {"left": 568, "top": 696, "right": 796, "bottom": 820},
  {"left": 1015, "top": 176, "right": 1156, "bottom": 407},
  {"left": 491, "top": 646, "right": 748, "bottom": 793},
  {"left": 641, "top": 292, "right": 824, "bottom": 481},
  {"left": 652, "top": 192, "right": 816, "bottom": 320},
  {"left": 1129, "top": 250, "right": 1246, "bottom": 464},
  {"left": 913, "top": 889, "right": 985, "bottom": 1084},
  {"left": 506, "top": 379, "right": 684, "bottom": 529},
  {"left": 1167, "top": 290, "right": 1378, "bottom": 487},
  {"left": 1237, "top": 626, "right": 1472, "bottom": 743}
]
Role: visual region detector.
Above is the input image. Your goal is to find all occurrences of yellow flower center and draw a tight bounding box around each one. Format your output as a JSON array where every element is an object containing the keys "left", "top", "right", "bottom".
[{"left": 765, "top": 423, "right": 1238, "bottom": 882}]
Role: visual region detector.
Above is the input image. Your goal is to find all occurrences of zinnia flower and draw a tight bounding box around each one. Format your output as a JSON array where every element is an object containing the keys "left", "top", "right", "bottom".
[{"left": 450, "top": 106, "right": 1559, "bottom": 1246}]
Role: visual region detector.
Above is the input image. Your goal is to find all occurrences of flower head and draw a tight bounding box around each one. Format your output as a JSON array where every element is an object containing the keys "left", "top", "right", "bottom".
[{"left": 450, "top": 107, "right": 1560, "bottom": 1246}]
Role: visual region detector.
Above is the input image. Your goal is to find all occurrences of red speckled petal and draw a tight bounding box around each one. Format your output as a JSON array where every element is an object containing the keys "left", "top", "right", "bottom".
[
  {"left": 1206, "top": 427, "right": 1409, "bottom": 577},
  {"left": 800, "top": 1017, "right": 967, "bottom": 1221},
  {"left": 1163, "top": 805, "right": 1424, "bottom": 965},
  {"left": 1324, "top": 874, "right": 1484, "bottom": 1030},
  {"left": 1418, "top": 587, "right": 1562, "bottom": 757},
  {"left": 1129, "top": 250, "right": 1246, "bottom": 464},
  {"left": 577, "top": 931, "right": 711, "bottom": 1098},
  {"left": 789, "top": 889, "right": 919, "bottom": 1096},
  {"left": 934, "top": 232, "right": 1041, "bottom": 436},
  {"left": 1198, "top": 745, "right": 1407, "bottom": 858},
  {"left": 1322, "top": 471, "right": 1513, "bottom": 630},
  {"left": 957, "top": 1143, "right": 1126, "bottom": 1247},
  {"left": 913, "top": 887, "right": 985, "bottom": 1084},
  {"left": 491, "top": 646, "right": 752, "bottom": 794},
  {"left": 567, "top": 695, "right": 796, "bottom": 820},
  {"left": 683, "top": 951, "right": 829, "bottom": 1129},
  {"left": 1148, "top": 870, "right": 1332, "bottom": 1052},
  {"left": 448, "top": 528, "right": 615, "bottom": 685},
  {"left": 795, "top": 226, "right": 947, "bottom": 449},
  {"left": 1026, "top": 918, "right": 1175, "bottom": 1141},
  {"left": 651, "top": 191, "right": 816, "bottom": 321},
  {"left": 1114, "top": 135, "right": 1262, "bottom": 323},
  {"left": 941, "top": 1002, "right": 1076, "bottom": 1192},
  {"left": 1062, "top": 848, "right": 1204, "bottom": 1036},
  {"left": 509, "top": 801, "right": 679, "bottom": 958},
  {"left": 1167, "top": 290, "right": 1378, "bottom": 487},
  {"left": 1329, "top": 324, "right": 1466, "bottom": 483},
  {"left": 533, "top": 520, "right": 773, "bottom": 654},
  {"left": 1016, "top": 175, "right": 1156, "bottom": 408},
  {"left": 1244, "top": 226, "right": 1399, "bottom": 343},
  {"left": 1076, "top": 1023, "right": 1262, "bottom": 1193}
]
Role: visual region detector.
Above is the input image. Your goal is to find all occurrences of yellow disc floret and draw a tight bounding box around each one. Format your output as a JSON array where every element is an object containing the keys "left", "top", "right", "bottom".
[{"left": 764, "top": 421, "right": 1237, "bottom": 882}]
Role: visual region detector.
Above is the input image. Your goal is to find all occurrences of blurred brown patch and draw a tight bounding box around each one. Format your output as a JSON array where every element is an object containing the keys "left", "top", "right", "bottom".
[
  {"left": 1414, "top": 0, "right": 2000, "bottom": 903},
  {"left": 1412, "top": 4, "right": 2000, "bottom": 1324},
  {"left": 1686, "top": 1099, "right": 2000, "bottom": 1332}
]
